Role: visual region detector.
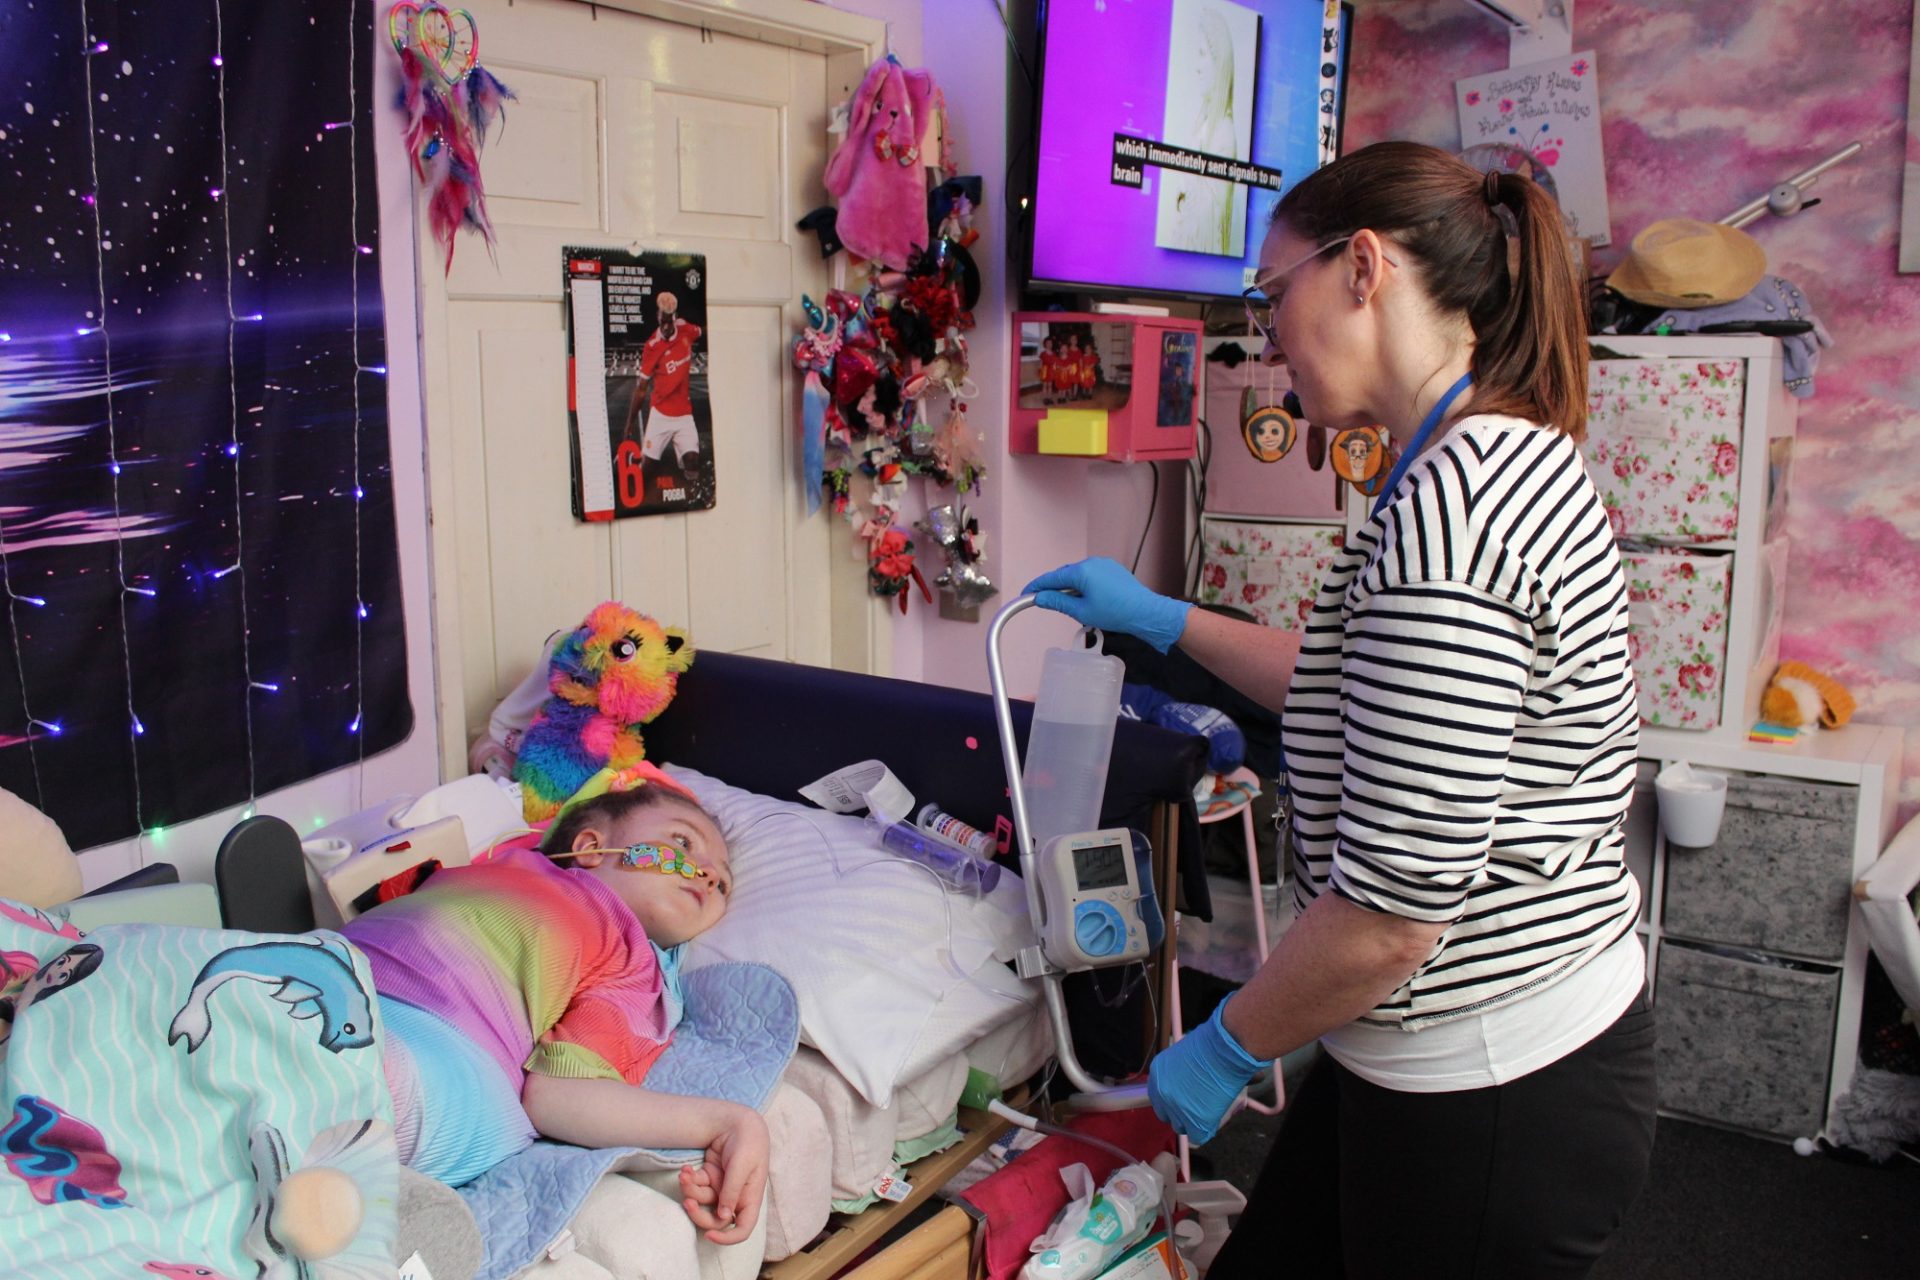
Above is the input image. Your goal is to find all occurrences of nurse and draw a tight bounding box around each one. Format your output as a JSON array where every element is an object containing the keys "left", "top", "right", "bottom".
[{"left": 1025, "top": 141, "right": 1654, "bottom": 1278}]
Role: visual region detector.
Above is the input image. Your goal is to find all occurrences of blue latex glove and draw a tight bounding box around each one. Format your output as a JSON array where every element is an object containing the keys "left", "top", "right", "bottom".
[
  {"left": 1149, "top": 998, "right": 1266, "bottom": 1144},
  {"left": 1022, "top": 558, "right": 1192, "bottom": 654}
]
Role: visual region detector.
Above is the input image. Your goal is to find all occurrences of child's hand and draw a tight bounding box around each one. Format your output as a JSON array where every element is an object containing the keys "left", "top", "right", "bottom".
[{"left": 678, "top": 1105, "right": 769, "bottom": 1245}]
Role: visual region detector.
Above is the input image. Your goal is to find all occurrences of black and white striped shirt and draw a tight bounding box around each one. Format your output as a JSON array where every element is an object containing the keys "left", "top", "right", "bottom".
[{"left": 1282, "top": 414, "right": 1641, "bottom": 1029}]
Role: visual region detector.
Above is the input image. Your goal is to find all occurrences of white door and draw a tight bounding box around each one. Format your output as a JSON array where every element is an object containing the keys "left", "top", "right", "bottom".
[{"left": 417, "top": 0, "right": 886, "bottom": 771}]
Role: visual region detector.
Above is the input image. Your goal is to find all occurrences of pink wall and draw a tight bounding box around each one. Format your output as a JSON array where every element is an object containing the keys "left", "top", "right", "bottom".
[
  {"left": 898, "top": 3, "right": 1141, "bottom": 698},
  {"left": 1348, "top": 0, "right": 1920, "bottom": 812},
  {"left": 819, "top": 0, "right": 922, "bottom": 64}
]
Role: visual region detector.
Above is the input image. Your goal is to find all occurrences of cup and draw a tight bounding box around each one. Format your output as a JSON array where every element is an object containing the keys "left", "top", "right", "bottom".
[{"left": 1654, "top": 764, "right": 1729, "bottom": 848}]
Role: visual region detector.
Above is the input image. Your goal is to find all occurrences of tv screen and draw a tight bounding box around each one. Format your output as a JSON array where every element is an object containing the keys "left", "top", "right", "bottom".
[{"left": 1027, "top": 0, "right": 1349, "bottom": 302}]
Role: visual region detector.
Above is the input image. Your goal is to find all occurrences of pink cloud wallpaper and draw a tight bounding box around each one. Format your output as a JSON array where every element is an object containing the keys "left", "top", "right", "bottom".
[{"left": 1345, "top": 0, "right": 1920, "bottom": 813}]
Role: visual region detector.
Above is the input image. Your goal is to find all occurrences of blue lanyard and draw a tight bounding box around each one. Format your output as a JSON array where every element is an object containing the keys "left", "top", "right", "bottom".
[{"left": 1372, "top": 373, "right": 1473, "bottom": 518}]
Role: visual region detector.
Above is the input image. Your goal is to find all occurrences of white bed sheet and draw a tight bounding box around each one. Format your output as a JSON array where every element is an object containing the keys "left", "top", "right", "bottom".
[{"left": 771, "top": 992, "right": 1053, "bottom": 1226}]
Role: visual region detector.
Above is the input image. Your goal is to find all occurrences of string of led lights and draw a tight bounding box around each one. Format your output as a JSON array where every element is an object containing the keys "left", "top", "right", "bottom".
[
  {"left": 346, "top": 5, "right": 370, "bottom": 811},
  {"left": 77, "top": 1, "right": 147, "bottom": 832},
  {"left": 212, "top": 0, "right": 268, "bottom": 805},
  {"left": 0, "top": 510, "right": 53, "bottom": 809}
]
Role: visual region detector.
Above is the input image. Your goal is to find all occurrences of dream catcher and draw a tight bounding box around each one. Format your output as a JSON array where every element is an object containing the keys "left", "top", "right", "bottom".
[{"left": 388, "top": 2, "right": 515, "bottom": 270}]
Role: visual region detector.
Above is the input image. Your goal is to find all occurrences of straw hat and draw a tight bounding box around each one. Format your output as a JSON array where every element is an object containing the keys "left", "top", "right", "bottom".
[{"left": 1606, "top": 218, "right": 1767, "bottom": 309}]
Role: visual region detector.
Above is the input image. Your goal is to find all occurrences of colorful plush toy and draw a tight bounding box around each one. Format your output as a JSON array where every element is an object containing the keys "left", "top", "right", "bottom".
[
  {"left": 1759, "top": 660, "right": 1855, "bottom": 732},
  {"left": 513, "top": 602, "right": 695, "bottom": 822},
  {"left": 823, "top": 56, "right": 936, "bottom": 270}
]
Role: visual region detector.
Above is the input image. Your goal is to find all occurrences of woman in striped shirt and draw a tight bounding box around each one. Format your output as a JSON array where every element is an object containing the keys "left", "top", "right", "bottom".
[{"left": 1026, "top": 141, "right": 1653, "bottom": 1277}]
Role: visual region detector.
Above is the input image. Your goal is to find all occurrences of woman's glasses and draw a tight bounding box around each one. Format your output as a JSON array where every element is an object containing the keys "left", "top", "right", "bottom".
[{"left": 1240, "top": 235, "right": 1352, "bottom": 346}]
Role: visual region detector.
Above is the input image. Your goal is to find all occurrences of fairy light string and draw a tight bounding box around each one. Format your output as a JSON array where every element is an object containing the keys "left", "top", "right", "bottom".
[
  {"left": 77, "top": 0, "right": 146, "bottom": 831},
  {"left": 347, "top": 1, "right": 369, "bottom": 809},
  {"left": 0, "top": 510, "right": 53, "bottom": 808},
  {"left": 212, "top": 0, "right": 263, "bottom": 804}
]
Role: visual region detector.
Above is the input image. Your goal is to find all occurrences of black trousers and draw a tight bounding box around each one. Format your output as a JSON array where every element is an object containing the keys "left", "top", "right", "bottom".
[{"left": 1209, "top": 994, "right": 1657, "bottom": 1280}]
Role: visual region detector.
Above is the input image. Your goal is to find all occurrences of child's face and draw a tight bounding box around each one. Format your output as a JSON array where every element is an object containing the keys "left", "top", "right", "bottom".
[{"left": 574, "top": 800, "right": 733, "bottom": 947}]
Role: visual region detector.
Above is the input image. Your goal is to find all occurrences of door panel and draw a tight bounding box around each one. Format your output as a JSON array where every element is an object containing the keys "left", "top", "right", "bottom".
[
  {"left": 422, "top": 0, "right": 872, "bottom": 762},
  {"left": 656, "top": 93, "right": 781, "bottom": 236},
  {"left": 481, "top": 66, "right": 602, "bottom": 230}
]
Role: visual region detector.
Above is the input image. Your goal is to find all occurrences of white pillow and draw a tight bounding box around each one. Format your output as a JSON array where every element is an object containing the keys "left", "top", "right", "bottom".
[{"left": 670, "top": 764, "right": 1039, "bottom": 1107}]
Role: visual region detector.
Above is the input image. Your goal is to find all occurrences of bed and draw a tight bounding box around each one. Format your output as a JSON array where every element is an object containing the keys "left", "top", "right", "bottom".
[{"left": 108, "top": 650, "right": 1207, "bottom": 1280}]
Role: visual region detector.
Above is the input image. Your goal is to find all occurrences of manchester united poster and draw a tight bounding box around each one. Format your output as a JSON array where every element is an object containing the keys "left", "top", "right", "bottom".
[{"left": 564, "top": 248, "right": 716, "bottom": 518}]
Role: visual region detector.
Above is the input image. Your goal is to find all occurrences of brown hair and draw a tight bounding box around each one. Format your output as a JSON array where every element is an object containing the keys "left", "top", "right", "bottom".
[
  {"left": 541, "top": 785, "right": 712, "bottom": 866},
  {"left": 1272, "top": 141, "right": 1588, "bottom": 441}
]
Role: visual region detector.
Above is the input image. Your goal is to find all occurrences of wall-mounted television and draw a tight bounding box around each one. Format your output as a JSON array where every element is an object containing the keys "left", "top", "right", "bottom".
[{"left": 1025, "top": 0, "right": 1351, "bottom": 303}]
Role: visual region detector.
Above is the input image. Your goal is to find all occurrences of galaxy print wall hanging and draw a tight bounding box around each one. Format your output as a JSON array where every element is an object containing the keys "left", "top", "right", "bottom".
[{"left": 0, "top": 1, "right": 410, "bottom": 850}]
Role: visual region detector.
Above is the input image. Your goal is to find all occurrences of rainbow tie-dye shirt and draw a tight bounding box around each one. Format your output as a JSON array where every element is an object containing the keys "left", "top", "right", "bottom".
[{"left": 344, "top": 837, "right": 675, "bottom": 1090}]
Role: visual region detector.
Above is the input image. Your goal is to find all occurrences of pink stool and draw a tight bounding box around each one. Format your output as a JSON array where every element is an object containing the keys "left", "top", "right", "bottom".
[{"left": 1168, "top": 768, "right": 1284, "bottom": 1178}]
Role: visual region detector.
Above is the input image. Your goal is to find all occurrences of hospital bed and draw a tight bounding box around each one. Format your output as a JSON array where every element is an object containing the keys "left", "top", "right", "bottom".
[{"left": 212, "top": 649, "right": 1209, "bottom": 1279}]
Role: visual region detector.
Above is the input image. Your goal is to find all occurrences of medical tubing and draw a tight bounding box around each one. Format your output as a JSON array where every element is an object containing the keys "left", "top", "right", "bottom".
[{"left": 985, "top": 1100, "right": 1176, "bottom": 1255}]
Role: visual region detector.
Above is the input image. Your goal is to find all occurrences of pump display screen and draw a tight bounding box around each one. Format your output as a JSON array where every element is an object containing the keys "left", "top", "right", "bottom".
[{"left": 1073, "top": 843, "right": 1130, "bottom": 891}]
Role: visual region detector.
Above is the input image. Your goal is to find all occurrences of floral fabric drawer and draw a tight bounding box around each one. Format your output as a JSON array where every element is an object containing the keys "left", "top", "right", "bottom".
[
  {"left": 1197, "top": 519, "right": 1343, "bottom": 630},
  {"left": 1586, "top": 358, "right": 1747, "bottom": 543},
  {"left": 1623, "top": 550, "right": 1733, "bottom": 731}
]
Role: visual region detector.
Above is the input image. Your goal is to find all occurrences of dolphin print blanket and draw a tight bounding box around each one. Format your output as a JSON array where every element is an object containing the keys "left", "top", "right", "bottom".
[{"left": 0, "top": 897, "right": 397, "bottom": 1279}]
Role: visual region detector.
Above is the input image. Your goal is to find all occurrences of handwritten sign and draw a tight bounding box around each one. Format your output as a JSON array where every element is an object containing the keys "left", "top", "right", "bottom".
[{"left": 1456, "top": 50, "right": 1611, "bottom": 247}]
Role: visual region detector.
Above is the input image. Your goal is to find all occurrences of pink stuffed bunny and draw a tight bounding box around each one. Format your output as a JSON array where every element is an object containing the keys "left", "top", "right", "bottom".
[{"left": 824, "top": 57, "right": 935, "bottom": 271}]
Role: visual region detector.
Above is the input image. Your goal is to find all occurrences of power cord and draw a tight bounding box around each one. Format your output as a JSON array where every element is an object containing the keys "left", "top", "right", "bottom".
[{"left": 1129, "top": 463, "right": 1160, "bottom": 577}]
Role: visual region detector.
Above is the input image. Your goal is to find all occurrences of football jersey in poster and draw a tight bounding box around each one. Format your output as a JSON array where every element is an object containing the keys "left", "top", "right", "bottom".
[{"left": 641, "top": 322, "right": 703, "bottom": 417}]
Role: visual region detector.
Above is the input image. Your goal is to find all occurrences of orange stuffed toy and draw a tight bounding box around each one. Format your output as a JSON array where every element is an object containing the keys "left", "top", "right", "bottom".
[{"left": 1759, "top": 661, "right": 1855, "bottom": 731}]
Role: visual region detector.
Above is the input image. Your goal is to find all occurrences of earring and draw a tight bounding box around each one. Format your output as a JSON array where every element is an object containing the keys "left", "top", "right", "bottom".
[{"left": 1354, "top": 293, "right": 1366, "bottom": 306}]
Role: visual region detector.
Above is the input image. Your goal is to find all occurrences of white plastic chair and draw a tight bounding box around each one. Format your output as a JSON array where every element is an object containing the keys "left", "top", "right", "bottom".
[{"left": 1856, "top": 810, "right": 1920, "bottom": 1014}]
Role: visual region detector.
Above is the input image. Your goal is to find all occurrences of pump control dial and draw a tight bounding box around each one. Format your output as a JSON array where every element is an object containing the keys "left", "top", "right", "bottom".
[{"left": 1073, "top": 900, "right": 1128, "bottom": 958}]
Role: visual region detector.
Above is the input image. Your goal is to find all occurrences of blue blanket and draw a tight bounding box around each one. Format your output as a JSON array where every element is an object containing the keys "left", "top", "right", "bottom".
[
  {"left": 458, "top": 960, "right": 799, "bottom": 1280},
  {"left": 0, "top": 898, "right": 397, "bottom": 1280}
]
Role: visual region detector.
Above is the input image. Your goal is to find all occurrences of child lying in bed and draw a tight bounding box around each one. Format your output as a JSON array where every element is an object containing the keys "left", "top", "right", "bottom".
[{"left": 342, "top": 767, "right": 766, "bottom": 1245}]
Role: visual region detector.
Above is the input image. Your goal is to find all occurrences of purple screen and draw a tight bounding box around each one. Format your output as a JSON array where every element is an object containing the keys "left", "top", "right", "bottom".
[{"left": 1029, "top": 0, "right": 1335, "bottom": 300}]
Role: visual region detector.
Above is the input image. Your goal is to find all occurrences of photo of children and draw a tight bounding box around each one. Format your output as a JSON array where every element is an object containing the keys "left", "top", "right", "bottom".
[
  {"left": 566, "top": 248, "right": 716, "bottom": 518},
  {"left": 1017, "top": 320, "right": 1130, "bottom": 409},
  {"left": 1154, "top": 0, "right": 1261, "bottom": 257}
]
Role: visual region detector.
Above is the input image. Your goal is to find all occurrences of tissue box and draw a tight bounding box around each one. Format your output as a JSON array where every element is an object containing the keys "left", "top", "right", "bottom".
[
  {"left": 1197, "top": 519, "right": 1342, "bottom": 629},
  {"left": 1585, "top": 358, "right": 1747, "bottom": 543},
  {"left": 1622, "top": 549, "right": 1732, "bottom": 731}
]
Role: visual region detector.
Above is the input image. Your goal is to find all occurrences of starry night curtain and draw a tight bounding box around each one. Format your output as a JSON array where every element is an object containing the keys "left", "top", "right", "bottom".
[{"left": 0, "top": 1, "right": 409, "bottom": 850}]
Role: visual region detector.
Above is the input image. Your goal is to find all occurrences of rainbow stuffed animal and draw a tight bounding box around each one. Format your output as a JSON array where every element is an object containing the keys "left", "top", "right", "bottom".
[{"left": 513, "top": 602, "right": 695, "bottom": 822}]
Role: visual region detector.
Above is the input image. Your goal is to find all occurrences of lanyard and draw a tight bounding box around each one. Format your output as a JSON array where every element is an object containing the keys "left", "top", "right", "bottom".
[{"left": 1372, "top": 373, "right": 1472, "bottom": 518}]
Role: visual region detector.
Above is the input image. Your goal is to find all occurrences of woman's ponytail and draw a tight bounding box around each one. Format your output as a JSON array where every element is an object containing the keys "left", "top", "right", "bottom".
[
  {"left": 1469, "top": 170, "right": 1589, "bottom": 440},
  {"left": 1273, "top": 142, "right": 1589, "bottom": 438}
]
